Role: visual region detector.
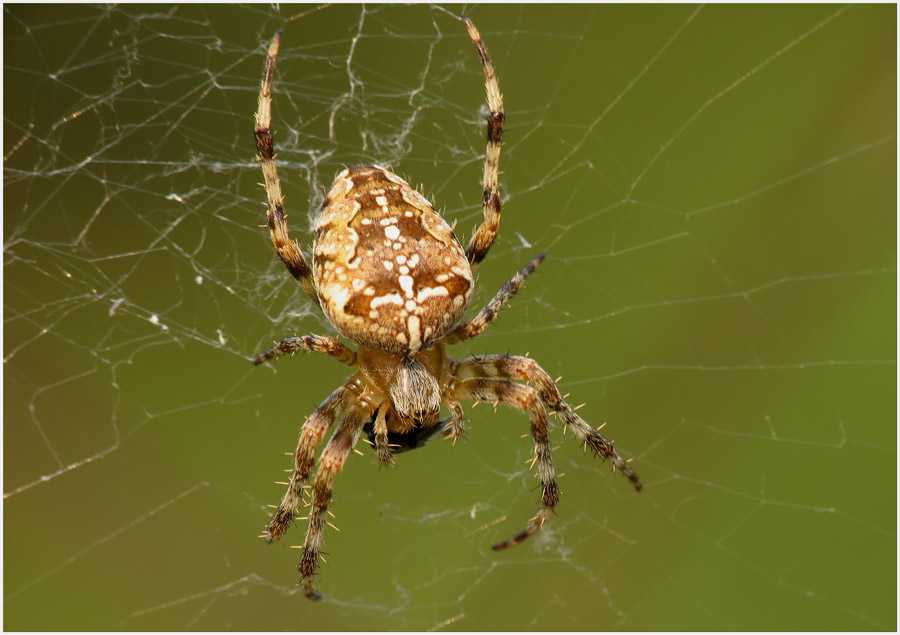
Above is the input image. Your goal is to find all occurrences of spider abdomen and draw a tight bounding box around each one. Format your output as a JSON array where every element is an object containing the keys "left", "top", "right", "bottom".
[{"left": 313, "top": 165, "right": 473, "bottom": 356}]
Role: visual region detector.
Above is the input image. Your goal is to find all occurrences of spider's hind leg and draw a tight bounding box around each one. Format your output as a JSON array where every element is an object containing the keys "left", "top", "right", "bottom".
[
  {"left": 462, "top": 16, "right": 505, "bottom": 267},
  {"left": 255, "top": 30, "right": 319, "bottom": 305}
]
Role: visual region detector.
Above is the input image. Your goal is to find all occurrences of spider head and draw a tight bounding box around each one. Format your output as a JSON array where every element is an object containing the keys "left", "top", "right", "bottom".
[{"left": 389, "top": 357, "right": 441, "bottom": 426}]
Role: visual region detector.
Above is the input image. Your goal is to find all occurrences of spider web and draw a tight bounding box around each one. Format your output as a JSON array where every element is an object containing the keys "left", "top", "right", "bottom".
[{"left": 3, "top": 4, "right": 896, "bottom": 630}]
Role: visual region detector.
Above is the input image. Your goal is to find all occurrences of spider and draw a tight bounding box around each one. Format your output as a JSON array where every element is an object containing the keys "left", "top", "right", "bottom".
[{"left": 253, "top": 16, "right": 641, "bottom": 600}]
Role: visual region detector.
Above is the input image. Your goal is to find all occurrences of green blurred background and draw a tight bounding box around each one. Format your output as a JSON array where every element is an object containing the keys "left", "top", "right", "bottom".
[{"left": 4, "top": 4, "right": 895, "bottom": 630}]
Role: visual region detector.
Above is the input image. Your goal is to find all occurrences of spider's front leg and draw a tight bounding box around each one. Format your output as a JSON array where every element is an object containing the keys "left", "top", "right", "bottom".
[
  {"left": 266, "top": 380, "right": 357, "bottom": 543},
  {"left": 255, "top": 335, "right": 360, "bottom": 542},
  {"left": 450, "top": 378, "right": 560, "bottom": 550},
  {"left": 456, "top": 355, "right": 642, "bottom": 490},
  {"left": 297, "top": 397, "right": 372, "bottom": 600}
]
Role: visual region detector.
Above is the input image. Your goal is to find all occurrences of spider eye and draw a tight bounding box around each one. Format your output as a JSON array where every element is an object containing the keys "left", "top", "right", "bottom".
[{"left": 389, "top": 359, "right": 440, "bottom": 424}]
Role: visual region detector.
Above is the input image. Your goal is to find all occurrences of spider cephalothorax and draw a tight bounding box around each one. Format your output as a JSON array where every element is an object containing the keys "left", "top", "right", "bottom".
[{"left": 253, "top": 16, "right": 641, "bottom": 600}]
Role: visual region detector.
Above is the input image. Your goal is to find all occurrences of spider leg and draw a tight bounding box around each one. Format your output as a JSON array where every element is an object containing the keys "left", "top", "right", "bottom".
[
  {"left": 297, "top": 397, "right": 371, "bottom": 600},
  {"left": 266, "top": 380, "right": 358, "bottom": 543},
  {"left": 450, "top": 377, "right": 559, "bottom": 550},
  {"left": 253, "top": 334, "right": 357, "bottom": 366},
  {"left": 462, "top": 17, "right": 505, "bottom": 267},
  {"left": 455, "top": 355, "right": 642, "bottom": 491},
  {"left": 255, "top": 31, "right": 318, "bottom": 305},
  {"left": 447, "top": 253, "right": 544, "bottom": 344}
]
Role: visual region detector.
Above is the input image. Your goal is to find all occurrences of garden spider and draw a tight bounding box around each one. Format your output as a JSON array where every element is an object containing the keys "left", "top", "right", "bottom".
[{"left": 254, "top": 16, "right": 641, "bottom": 600}]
